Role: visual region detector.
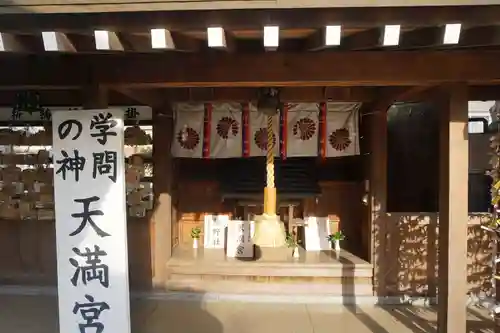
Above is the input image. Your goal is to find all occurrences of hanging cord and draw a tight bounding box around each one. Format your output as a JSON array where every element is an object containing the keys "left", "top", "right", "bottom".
[{"left": 266, "top": 115, "right": 275, "bottom": 188}]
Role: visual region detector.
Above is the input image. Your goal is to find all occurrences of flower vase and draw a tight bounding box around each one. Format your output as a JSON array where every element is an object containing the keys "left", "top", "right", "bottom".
[
  {"left": 292, "top": 246, "right": 300, "bottom": 259},
  {"left": 334, "top": 240, "right": 341, "bottom": 252},
  {"left": 193, "top": 238, "right": 199, "bottom": 249}
]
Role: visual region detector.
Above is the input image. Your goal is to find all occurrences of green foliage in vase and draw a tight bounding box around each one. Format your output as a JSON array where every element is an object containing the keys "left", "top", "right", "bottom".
[
  {"left": 190, "top": 227, "right": 201, "bottom": 239},
  {"left": 327, "top": 231, "right": 345, "bottom": 242},
  {"left": 285, "top": 234, "right": 297, "bottom": 248}
]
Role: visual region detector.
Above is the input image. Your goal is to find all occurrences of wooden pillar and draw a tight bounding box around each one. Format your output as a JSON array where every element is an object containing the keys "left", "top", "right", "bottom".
[
  {"left": 151, "top": 105, "right": 173, "bottom": 287},
  {"left": 369, "top": 104, "right": 388, "bottom": 296},
  {"left": 82, "top": 85, "right": 108, "bottom": 109},
  {"left": 437, "top": 85, "right": 468, "bottom": 333}
]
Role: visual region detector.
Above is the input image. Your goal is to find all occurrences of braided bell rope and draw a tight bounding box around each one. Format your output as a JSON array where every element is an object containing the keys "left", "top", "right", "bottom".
[{"left": 266, "top": 115, "right": 275, "bottom": 188}]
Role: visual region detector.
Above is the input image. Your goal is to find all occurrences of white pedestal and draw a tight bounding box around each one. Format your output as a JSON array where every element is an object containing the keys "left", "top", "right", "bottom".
[
  {"left": 252, "top": 214, "right": 286, "bottom": 248},
  {"left": 304, "top": 217, "right": 332, "bottom": 251}
]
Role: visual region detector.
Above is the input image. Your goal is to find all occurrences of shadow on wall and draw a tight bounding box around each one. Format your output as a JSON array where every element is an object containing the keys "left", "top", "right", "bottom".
[{"left": 374, "top": 213, "right": 493, "bottom": 298}]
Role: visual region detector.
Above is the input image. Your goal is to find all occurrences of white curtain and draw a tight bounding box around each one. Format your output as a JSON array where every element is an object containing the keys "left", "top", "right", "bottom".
[
  {"left": 249, "top": 105, "right": 279, "bottom": 157},
  {"left": 209, "top": 103, "right": 242, "bottom": 158},
  {"left": 325, "top": 102, "right": 361, "bottom": 158},
  {"left": 286, "top": 103, "right": 320, "bottom": 157},
  {"left": 171, "top": 103, "right": 205, "bottom": 158}
]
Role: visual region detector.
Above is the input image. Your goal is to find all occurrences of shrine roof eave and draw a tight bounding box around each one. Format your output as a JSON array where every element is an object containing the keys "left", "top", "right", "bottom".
[{"left": 0, "top": 0, "right": 498, "bottom": 14}]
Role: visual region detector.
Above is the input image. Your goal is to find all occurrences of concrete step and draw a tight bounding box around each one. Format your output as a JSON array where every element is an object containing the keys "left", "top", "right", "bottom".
[
  {"left": 168, "top": 264, "right": 373, "bottom": 278},
  {"left": 165, "top": 278, "right": 374, "bottom": 296},
  {"left": 166, "top": 248, "right": 373, "bottom": 296}
]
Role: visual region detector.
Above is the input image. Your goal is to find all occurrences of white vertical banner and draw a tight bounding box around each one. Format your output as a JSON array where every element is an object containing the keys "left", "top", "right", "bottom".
[
  {"left": 249, "top": 110, "right": 279, "bottom": 157},
  {"left": 171, "top": 103, "right": 205, "bottom": 158},
  {"left": 286, "top": 103, "right": 320, "bottom": 157},
  {"left": 325, "top": 103, "right": 361, "bottom": 158},
  {"left": 52, "top": 109, "right": 130, "bottom": 333},
  {"left": 210, "top": 103, "right": 242, "bottom": 158}
]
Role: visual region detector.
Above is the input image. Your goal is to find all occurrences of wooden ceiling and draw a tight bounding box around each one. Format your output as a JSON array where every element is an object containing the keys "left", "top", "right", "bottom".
[
  {"left": 1, "top": 6, "right": 500, "bottom": 106},
  {"left": 2, "top": 25, "right": 500, "bottom": 54},
  {"left": 1, "top": 6, "right": 500, "bottom": 53},
  {"left": 0, "top": 1, "right": 498, "bottom": 14},
  {"left": 2, "top": 6, "right": 500, "bottom": 30}
]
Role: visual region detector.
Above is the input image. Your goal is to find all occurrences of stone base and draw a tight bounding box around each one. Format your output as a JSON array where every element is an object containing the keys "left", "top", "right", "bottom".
[
  {"left": 254, "top": 246, "right": 290, "bottom": 262},
  {"left": 252, "top": 214, "right": 286, "bottom": 248}
]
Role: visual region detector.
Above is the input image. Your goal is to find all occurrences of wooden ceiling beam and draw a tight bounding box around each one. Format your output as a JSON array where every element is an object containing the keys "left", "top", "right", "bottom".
[
  {"left": 41, "top": 32, "right": 76, "bottom": 52},
  {"left": 66, "top": 30, "right": 202, "bottom": 53},
  {"left": 0, "top": 1, "right": 498, "bottom": 14},
  {"left": 206, "top": 27, "right": 235, "bottom": 52},
  {"left": 163, "top": 87, "right": 375, "bottom": 102},
  {"left": 64, "top": 33, "right": 95, "bottom": 52},
  {"left": 63, "top": 31, "right": 127, "bottom": 52},
  {"left": 340, "top": 28, "right": 383, "bottom": 50},
  {"left": 234, "top": 38, "right": 304, "bottom": 52},
  {"left": 170, "top": 31, "right": 203, "bottom": 52},
  {"left": 458, "top": 25, "right": 500, "bottom": 48},
  {"left": 118, "top": 32, "right": 150, "bottom": 52},
  {"left": 398, "top": 25, "right": 500, "bottom": 50},
  {"left": 1, "top": 51, "right": 500, "bottom": 88},
  {"left": 0, "top": 87, "right": 373, "bottom": 106},
  {"left": 322, "top": 87, "right": 374, "bottom": 101},
  {"left": 0, "top": 85, "right": 498, "bottom": 106},
  {"left": 305, "top": 26, "right": 342, "bottom": 51},
  {"left": 0, "top": 33, "right": 28, "bottom": 52},
  {"left": 150, "top": 28, "right": 203, "bottom": 52},
  {"left": 399, "top": 26, "right": 443, "bottom": 50},
  {"left": 468, "top": 85, "right": 500, "bottom": 101},
  {"left": 113, "top": 87, "right": 166, "bottom": 107},
  {"left": 0, "top": 89, "right": 144, "bottom": 106},
  {"left": 94, "top": 30, "right": 124, "bottom": 51},
  {"left": 2, "top": 6, "right": 500, "bottom": 32},
  {"left": 305, "top": 29, "right": 328, "bottom": 51},
  {"left": 381, "top": 85, "right": 438, "bottom": 104}
]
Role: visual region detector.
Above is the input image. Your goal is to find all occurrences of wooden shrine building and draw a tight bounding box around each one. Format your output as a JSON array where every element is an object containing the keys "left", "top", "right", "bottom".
[{"left": 1, "top": 2, "right": 500, "bottom": 333}]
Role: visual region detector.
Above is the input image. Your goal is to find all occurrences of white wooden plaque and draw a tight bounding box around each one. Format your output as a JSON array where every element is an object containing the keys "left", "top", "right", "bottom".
[
  {"left": 226, "top": 220, "right": 254, "bottom": 258},
  {"left": 52, "top": 109, "right": 131, "bottom": 333},
  {"left": 203, "top": 214, "right": 228, "bottom": 249},
  {"left": 304, "top": 217, "right": 332, "bottom": 251}
]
